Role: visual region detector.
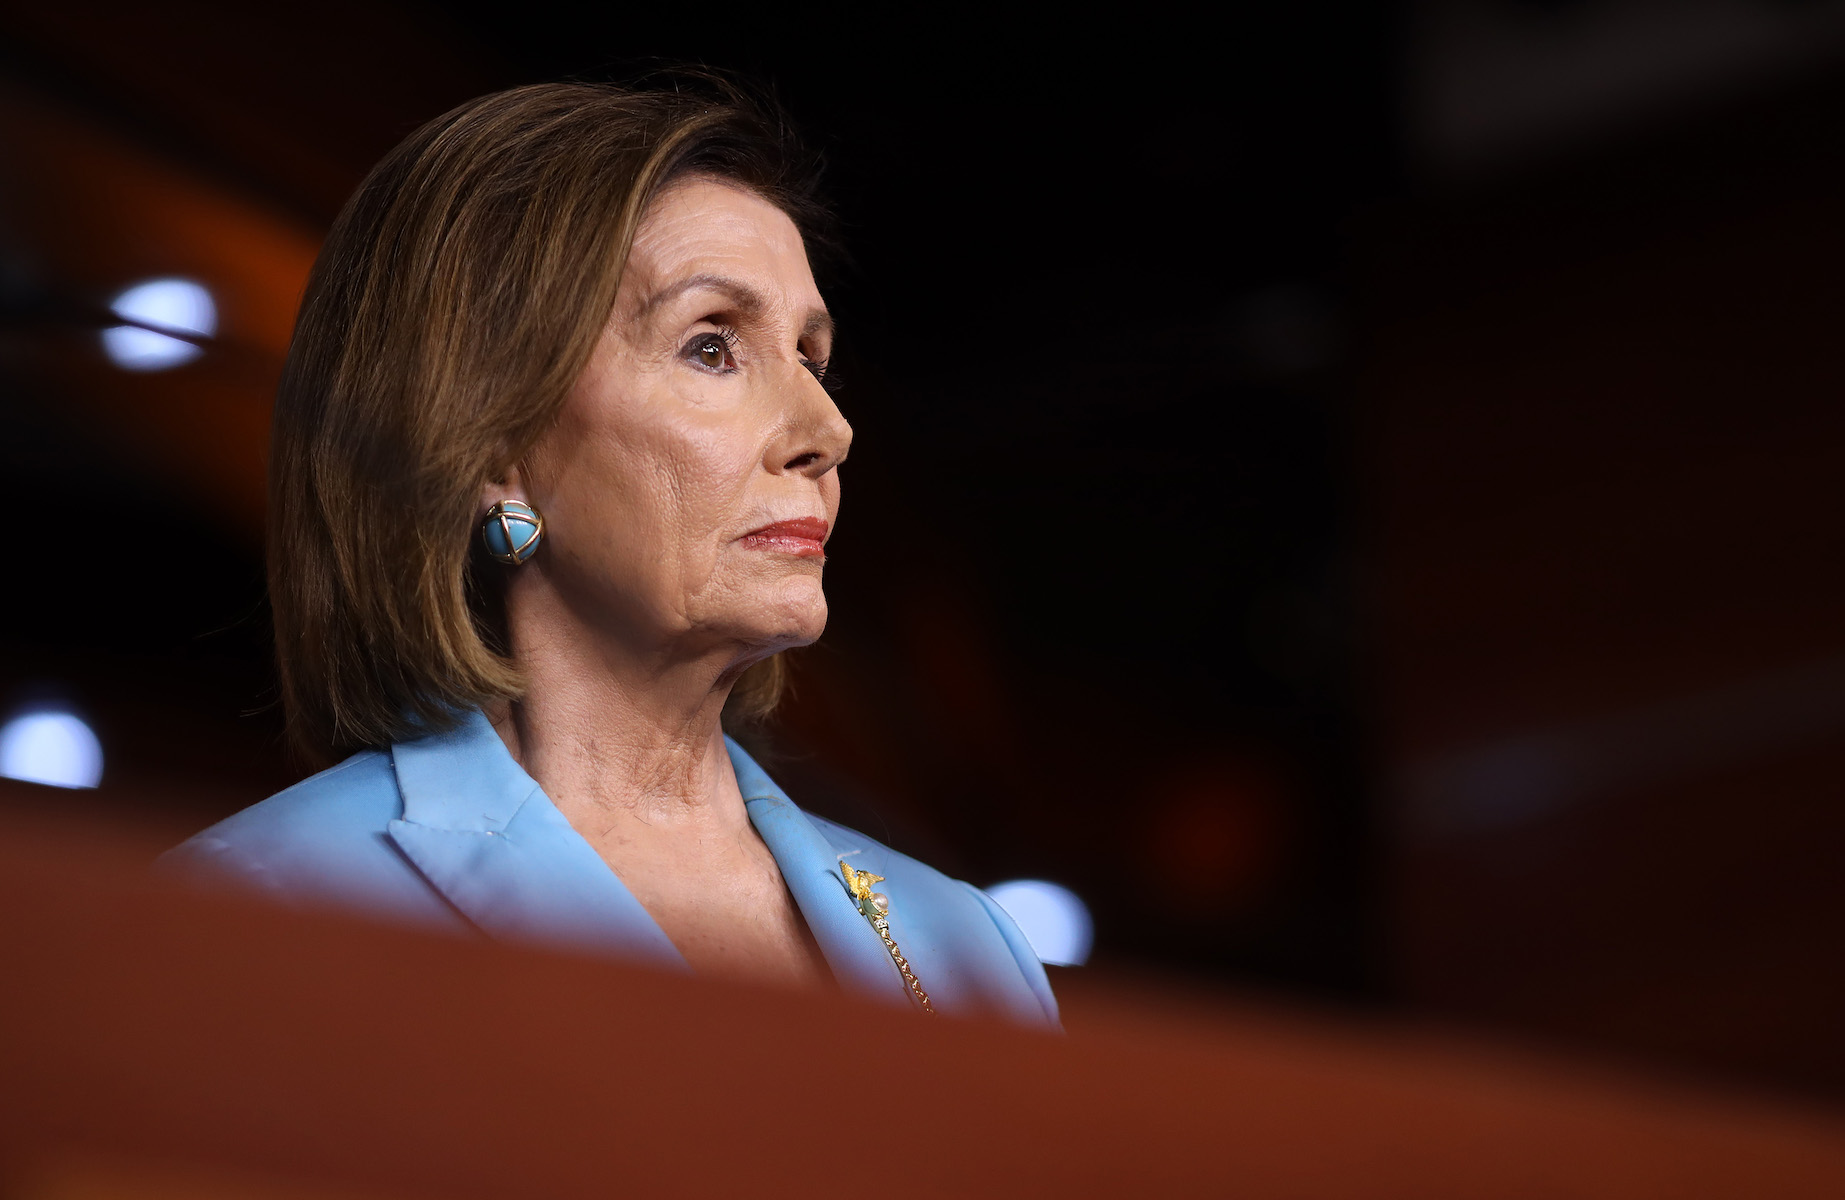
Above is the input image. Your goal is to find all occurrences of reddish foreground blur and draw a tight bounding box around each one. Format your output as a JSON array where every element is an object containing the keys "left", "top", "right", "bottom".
[{"left": 1, "top": 783, "right": 1842, "bottom": 1200}]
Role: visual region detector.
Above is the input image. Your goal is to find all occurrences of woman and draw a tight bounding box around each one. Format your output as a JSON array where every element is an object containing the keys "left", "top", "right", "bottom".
[{"left": 162, "top": 80, "right": 1058, "bottom": 1028}]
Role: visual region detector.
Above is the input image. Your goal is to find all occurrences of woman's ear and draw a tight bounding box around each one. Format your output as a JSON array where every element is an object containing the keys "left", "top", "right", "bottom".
[{"left": 480, "top": 461, "right": 529, "bottom": 515}]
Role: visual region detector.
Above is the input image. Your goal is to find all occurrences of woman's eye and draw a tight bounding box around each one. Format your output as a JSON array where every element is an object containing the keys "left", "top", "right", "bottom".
[{"left": 687, "top": 330, "right": 736, "bottom": 371}]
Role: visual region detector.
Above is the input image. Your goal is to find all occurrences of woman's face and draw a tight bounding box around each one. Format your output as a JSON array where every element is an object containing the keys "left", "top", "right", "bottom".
[{"left": 513, "top": 176, "right": 851, "bottom": 668}]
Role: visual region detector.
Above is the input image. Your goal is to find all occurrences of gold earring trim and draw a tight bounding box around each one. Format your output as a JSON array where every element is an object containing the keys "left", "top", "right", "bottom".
[{"left": 482, "top": 500, "right": 544, "bottom": 565}]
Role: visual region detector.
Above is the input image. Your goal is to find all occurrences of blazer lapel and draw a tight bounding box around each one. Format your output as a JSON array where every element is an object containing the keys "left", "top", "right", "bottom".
[
  {"left": 728, "top": 737, "right": 912, "bottom": 1009},
  {"left": 380, "top": 713, "right": 910, "bottom": 998},
  {"left": 386, "top": 711, "right": 686, "bottom": 968}
]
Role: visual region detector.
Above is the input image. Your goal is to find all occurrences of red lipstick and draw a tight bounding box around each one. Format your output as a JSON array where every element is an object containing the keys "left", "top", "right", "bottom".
[{"left": 740, "top": 517, "right": 829, "bottom": 558}]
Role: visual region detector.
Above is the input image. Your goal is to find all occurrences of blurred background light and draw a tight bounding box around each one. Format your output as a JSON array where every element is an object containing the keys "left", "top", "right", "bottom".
[
  {"left": 0, "top": 709, "right": 104, "bottom": 789},
  {"left": 987, "top": 879, "right": 1093, "bottom": 967},
  {"left": 102, "top": 278, "right": 215, "bottom": 370}
]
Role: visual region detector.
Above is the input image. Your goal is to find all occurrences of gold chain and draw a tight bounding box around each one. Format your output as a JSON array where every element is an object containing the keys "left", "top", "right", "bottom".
[
  {"left": 841, "top": 860, "right": 936, "bottom": 1016},
  {"left": 871, "top": 915, "right": 936, "bottom": 1016}
]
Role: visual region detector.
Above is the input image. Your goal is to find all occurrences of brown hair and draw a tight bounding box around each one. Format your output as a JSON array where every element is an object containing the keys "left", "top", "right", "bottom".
[{"left": 269, "top": 78, "right": 831, "bottom": 766}]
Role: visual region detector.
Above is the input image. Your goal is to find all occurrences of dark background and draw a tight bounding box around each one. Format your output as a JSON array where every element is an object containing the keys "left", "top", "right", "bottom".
[{"left": 3, "top": 0, "right": 1843, "bottom": 1103}]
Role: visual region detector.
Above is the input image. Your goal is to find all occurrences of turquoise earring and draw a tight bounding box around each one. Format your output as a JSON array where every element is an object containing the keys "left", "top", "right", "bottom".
[{"left": 481, "top": 500, "right": 544, "bottom": 565}]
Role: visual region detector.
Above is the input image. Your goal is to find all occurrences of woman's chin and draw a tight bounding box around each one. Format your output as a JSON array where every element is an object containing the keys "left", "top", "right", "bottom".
[
  {"left": 762, "top": 603, "right": 828, "bottom": 649},
  {"left": 693, "top": 577, "right": 828, "bottom": 655},
  {"left": 702, "top": 591, "right": 823, "bottom": 649},
  {"left": 758, "top": 598, "right": 829, "bottom": 651},
  {"left": 763, "top": 574, "right": 828, "bottom": 623}
]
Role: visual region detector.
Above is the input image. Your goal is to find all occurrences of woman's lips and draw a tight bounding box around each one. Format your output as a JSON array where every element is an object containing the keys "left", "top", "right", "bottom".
[{"left": 740, "top": 517, "right": 829, "bottom": 558}]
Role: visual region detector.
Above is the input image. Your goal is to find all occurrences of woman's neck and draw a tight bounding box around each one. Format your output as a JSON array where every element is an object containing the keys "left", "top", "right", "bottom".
[
  {"left": 487, "top": 580, "right": 829, "bottom": 991},
  {"left": 488, "top": 618, "right": 755, "bottom": 833}
]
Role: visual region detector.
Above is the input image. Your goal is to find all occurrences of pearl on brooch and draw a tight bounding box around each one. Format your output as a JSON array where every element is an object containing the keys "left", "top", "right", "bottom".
[{"left": 870, "top": 892, "right": 890, "bottom": 915}]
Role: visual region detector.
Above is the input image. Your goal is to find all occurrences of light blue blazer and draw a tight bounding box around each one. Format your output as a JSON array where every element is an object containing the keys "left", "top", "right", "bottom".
[{"left": 162, "top": 709, "right": 1059, "bottom": 1028}]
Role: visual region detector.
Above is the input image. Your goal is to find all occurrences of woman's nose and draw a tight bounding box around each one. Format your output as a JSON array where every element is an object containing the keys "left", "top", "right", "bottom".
[{"left": 768, "top": 365, "right": 852, "bottom": 479}]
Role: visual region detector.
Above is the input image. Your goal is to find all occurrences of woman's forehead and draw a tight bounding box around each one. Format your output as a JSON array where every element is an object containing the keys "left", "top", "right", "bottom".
[
  {"left": 624, "top": 179, "right": 823, "bottom": 321},
  {"left": 632, "top": 179, "right": 807, "bottom": 275}
]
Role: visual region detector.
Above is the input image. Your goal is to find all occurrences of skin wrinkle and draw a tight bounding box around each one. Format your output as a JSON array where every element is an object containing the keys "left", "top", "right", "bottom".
[
  {"left": 480, "top": 177, "right": 850, "bottom": 987},
  {"left": 636, "top": 271, "right": 837, "bottom": 347}
]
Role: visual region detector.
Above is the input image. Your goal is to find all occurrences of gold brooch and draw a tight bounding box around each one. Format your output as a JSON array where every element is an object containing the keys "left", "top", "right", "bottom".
[
  {"left": 841, "top": 862, "right": 888, "bottom": 916},
  {"left": 841, "top": 859, "right": 935, "bottom": 1016}
]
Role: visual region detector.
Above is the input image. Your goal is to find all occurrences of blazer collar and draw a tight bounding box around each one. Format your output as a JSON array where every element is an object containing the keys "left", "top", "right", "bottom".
[
  {"left": 386, "top": 710, "right": 685, "bottom": 967},
  {"left": 730, "top": 739, "right": 913, "bottom": 1008},
  {"left": 390, "top": 708, "right": 535, "bottom": 832},
  {"left": 383, "top": 710, "right": 910, "bottom": 1007}
]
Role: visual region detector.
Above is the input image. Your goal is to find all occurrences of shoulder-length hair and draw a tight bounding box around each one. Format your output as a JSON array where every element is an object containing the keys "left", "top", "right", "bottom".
[{"left": 270, "top": 78, "right": 831, "bottom": 766}]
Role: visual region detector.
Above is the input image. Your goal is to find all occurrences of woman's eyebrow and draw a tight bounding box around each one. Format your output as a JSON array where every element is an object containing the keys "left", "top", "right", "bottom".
[
  {"left": 640, "top": 274, "right": 831, "bottom": 343},
  {"left": 638, "top": 272, "right": 766, "bottom": 321}
]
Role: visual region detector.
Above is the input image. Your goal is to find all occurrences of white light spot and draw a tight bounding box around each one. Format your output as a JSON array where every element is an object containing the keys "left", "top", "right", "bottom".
[
  {"left": 987, "top": 879, "right": 1093, "bottom": 966},
  {"left": 103, "top": 278, "right": 216, "bottom": 371},
  {"left": 0, "top": 710, "right": 104, "bottom": 789}
]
